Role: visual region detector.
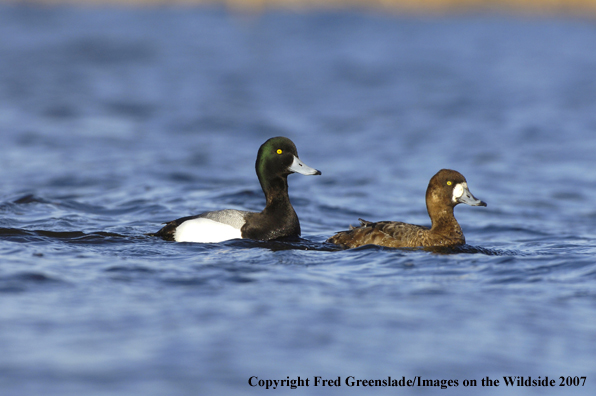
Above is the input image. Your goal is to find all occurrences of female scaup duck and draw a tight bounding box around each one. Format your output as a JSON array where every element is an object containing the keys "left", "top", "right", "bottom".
[
  {"left": 327, "top": 169, "right": 486, "bottom": 248},
  {"left": 155, "top": 136, "right": 321, "bottom": 243}
]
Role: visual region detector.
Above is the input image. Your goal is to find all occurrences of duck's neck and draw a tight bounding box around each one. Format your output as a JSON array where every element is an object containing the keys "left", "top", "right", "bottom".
[
  {"left": 262, "top": 176, "right": 290, "bottom": 206},
  {"left": 261, "top": 175, "right": 298, "bottom": 222},
  {"left": 429, "top": 207, "right": 464, "bottom": 243},
  {"left": 240, "top": 175, "right": 299, "bottom": 240}
]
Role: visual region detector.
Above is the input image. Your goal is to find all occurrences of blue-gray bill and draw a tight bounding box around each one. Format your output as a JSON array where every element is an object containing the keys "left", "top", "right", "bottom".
[{"left": 289, "top": 155, "right": 321, "bottom": 176}]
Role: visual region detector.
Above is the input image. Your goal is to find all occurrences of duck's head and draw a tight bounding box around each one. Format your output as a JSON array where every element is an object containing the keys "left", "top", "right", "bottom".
[
  {"left": 256, "top": 137, "right": 321, "bottom": 181},
  {"left": 426, "top": 169, "right": 487, "bottom": 210}
]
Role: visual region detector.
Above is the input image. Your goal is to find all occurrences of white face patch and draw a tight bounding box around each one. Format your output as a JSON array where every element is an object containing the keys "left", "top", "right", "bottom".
[{"left": 452, "top": 182, "right": 466, "bottom": 203}]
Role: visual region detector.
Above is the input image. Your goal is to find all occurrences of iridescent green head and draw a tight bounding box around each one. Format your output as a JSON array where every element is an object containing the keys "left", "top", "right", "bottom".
[{"left": 255, "top": 136, "right": 321, "bottom": 192}]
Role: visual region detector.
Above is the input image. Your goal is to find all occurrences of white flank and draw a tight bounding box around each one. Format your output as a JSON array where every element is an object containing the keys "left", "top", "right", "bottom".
[{"left": 174, "top": 218, "right": 242, "bottom": 243}]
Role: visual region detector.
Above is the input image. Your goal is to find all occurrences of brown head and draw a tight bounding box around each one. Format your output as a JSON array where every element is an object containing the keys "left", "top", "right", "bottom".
[{"left": 425, "top": 169, "right": 486, "bottom": 226}]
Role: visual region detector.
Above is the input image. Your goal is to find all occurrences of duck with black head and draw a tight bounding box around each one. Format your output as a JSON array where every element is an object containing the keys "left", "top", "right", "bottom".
[
  {"left": 154, "top": 136, "right": 321, "bottom": 243},
  {"left": 327, "top": 169, "right": 486, "bottom": 248}
]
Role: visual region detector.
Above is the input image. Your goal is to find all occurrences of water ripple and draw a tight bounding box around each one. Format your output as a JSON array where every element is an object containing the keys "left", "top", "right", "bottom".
[{"left": 0, "top": 271, "right": 67, "bottom": 293}]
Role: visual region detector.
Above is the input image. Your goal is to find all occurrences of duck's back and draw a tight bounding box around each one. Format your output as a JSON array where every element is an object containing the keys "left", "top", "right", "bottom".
[{"left": 327, "top": 219, "right": 432, "bottom": 248}]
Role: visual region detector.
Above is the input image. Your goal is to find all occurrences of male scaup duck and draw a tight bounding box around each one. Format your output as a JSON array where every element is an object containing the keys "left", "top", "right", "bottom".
[
  {"left": 155, "top": 136, "right": 321, "bottom": 243},
  {"left": 327, "top": 169, "right": 486, "bottom": 248}
]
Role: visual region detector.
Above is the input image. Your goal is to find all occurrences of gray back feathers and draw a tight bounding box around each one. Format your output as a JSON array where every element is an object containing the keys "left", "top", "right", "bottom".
[{"left": 200, "top": 209, "right": 251, "bottom": 230}]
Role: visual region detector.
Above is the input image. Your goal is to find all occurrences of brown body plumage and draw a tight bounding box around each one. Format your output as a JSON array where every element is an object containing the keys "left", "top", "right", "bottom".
[{"left": 327, "top": 169, "right": 486, "bottom": 249}]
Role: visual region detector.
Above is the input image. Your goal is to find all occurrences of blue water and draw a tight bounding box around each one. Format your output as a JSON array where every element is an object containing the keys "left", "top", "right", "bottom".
[{"left": 1, "top": 5, "right": 596, "bottom": 395}]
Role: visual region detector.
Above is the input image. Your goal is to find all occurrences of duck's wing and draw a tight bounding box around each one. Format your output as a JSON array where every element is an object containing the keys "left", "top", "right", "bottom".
[
  {"left": 152, "top": 209, "right": 251, "bottom": 242},
  {"left": 200, "top": 209, "right": 250, "bottom": 229},
  {"left": 327, "top": 220, "right": 429, "bottom": 248},
  {"left": 152, "top": 214, "right": 201, "bottom": 241},
  {"left": 355, "top": 218, "right": 374, "bottom": 228}
]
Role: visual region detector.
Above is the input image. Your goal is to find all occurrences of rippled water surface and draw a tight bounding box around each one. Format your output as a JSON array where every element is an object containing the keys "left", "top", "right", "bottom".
[{"left": 1, "top": 5, "right": 596, "bottom": 395}]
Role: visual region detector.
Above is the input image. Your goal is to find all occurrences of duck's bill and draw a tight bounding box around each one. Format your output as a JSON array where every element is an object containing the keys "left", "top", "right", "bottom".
[
  {"left": 289, "top": 155, "right": 322, "bottom": 176},
  {"left": 454, "top": 183, "right": 487, "bottom": 207}
]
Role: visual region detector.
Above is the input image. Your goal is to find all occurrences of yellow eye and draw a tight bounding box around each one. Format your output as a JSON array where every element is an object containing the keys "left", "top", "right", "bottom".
[
  {"left": 276, "top": 149, "right": 283, "bottom": 154},
  {"left": 447, "top": 181, "right": 452, "bottom": 186}
]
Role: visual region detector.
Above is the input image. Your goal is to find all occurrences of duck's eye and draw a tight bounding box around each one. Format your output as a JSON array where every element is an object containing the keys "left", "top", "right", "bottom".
[
  {"left": 276, "top": 149, "right": 283, "bottom": 155},
  {"left": 447, "top": 181, "right": 452, "bottom": 186}
]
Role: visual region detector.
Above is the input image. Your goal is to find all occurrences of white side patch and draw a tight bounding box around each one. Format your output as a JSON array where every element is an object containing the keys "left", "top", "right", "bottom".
[
  {"left": 174, "top": 218, "right": 242, "bottom": 243},
  {"left": 452, "top": 182, "right": 466, "bottom": 203}
]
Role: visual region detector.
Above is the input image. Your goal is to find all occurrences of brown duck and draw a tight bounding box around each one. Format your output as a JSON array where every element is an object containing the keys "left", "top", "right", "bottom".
[{"left": 327, "top": 169, "right": 486, "bottom": 248}]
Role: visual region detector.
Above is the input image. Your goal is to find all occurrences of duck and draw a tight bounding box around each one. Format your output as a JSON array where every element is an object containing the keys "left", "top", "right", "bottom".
[
  {"left": 327, "top": 169, "right": 486, "bottom": 248},
  {"left": 154, "top": 136, "right": 321, "bottom": 243}
]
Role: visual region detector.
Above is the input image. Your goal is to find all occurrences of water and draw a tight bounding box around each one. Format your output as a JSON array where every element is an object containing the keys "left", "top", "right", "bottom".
[{"left": 1, "top": 4, "right": 596, "bottom": 395}]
